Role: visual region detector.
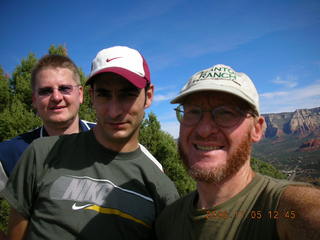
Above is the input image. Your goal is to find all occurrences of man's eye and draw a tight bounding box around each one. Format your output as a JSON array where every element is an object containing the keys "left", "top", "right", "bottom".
[
  {"left": 94, "top": 89, "right": 108, "bottom": 97},
  {"left": 215, "top": 107, "right": 238, "bottom": 119},
  {"left": 38, "top": 88, "right": 52, "bottom": 96},
  {"left": 220, "top": 109, "right": 234, "bottom": 115},
  {"left": 188, "top": 109, "right": 201, "bottom": 115},
  {"left": 59, "top": 85, "right": 72, "bottom": 93},
  {"left": 121, "top": 91, "right": 139, "bottom": 98}
]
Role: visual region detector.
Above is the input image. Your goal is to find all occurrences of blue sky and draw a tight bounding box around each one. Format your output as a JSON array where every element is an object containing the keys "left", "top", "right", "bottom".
[{"left": 1, "top": 0, "right": 320, "bottom": 138}]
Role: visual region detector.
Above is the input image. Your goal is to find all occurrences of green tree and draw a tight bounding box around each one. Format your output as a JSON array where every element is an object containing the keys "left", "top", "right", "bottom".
[
  {"left": 48, "top": 44, "right": 68, "bottom": 56},
  {"left": 78, "top": 68, "right": 96, "bottom": 122},
  {"left": 11, "top": 53, "right": 37, "bottom": 107},
  {"left": 0, "top": 200, "right": 9, "bottom": 231},
  {"left": 251, "top": 157, "right": 286, "bottom": 179},
  {"left": 139, "top": 112, "right": 195, "bottom": 196},
  {"left": 0, "top": 66, "right": 11, "bottom": 112},
  {"left": 0, "top": 96, "right": 41, "bottom": 141}
]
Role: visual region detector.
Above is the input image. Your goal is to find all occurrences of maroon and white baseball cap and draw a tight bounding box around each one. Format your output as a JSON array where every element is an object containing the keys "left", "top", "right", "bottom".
[{"left": 86, "top": 46, "right": 150, "bottom": 88}]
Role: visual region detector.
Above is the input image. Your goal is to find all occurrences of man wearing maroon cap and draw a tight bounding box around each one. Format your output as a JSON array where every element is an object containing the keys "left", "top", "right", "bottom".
[{"left": 1, "top": 46, "right": 179, "bottom": 240}]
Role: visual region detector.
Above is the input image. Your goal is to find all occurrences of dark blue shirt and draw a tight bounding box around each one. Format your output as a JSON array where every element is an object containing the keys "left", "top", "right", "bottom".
[{"left": 0, "top": 120, "right": 95, "bottom": 178}]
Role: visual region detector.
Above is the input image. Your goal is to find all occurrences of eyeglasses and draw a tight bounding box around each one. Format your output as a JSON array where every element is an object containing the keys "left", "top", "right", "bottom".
[
  {"left": 37, "top": 85, "right": 80, "bottom": 96},
  {"left": 174, "top": 104, "right": 248, "bottom": 128}
]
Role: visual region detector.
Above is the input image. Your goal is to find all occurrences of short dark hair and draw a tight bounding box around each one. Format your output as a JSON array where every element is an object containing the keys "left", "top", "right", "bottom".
[{"left": 31, "top": 54, "right": 80, "bottom": 91}]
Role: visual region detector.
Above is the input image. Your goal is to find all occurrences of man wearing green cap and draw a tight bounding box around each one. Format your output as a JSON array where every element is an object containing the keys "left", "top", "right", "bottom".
[{"left": 156, "top": 64, "right": 320, "bottom": 240}]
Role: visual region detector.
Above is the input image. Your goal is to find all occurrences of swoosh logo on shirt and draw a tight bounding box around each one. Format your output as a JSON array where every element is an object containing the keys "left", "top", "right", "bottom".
[
  {"left": 72, "top": 203, "right": 93, "bottom": 210},
  {"left": 106, "top": 57, "right": 122, "bottom": 62}
]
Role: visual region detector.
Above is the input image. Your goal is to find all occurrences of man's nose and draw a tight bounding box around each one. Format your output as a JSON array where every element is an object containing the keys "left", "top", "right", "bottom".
[
  {"left": 195, "top": 112, "right": 220, "bottom": 138},
  {"left": 107, "top": 98, "right": 123, "bottom": 119},
  {"left": 50, "top": 89, "right": 63, "bottom": 102}
]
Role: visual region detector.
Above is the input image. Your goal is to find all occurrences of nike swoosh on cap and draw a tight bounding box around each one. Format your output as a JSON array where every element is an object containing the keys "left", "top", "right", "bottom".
[
  {"left": 106, "top": 57, "right": 122, "bottom": 62},
  {"left": 72, "top": 203, "right": 93, "bottom": 210}
]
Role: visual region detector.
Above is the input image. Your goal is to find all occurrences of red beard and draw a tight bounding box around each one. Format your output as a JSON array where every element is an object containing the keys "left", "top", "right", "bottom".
[{"left": 178, "top": 132, "right": 252, "bottom": 184}]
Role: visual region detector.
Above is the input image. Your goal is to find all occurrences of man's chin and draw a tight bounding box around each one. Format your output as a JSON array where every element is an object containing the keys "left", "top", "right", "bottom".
[
  {"left": 188, "top": 165, "right": 229, "bottom": 184},
  {"left": 44, "top": 116, "right": 76, "bottom": 126}
]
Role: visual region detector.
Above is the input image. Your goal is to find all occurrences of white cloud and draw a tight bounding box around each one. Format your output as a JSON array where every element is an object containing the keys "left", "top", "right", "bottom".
[
  {"left": 260, "top": 91, "right": 289, "bottom": 98},
  {"left": 155, "top": 86, "right": 176, "bottom": 91},
  {"left": 153, "top": 92, "right": 176, "bottom": 102},
  {"left": 272, "top": 76, "right": 298, "bottom": 88},
  {"left": 260, "top": 82, "right": 320, "bottom": 113}
]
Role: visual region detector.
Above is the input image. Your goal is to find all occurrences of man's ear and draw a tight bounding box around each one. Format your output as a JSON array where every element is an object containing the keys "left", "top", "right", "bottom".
[
  {"left": 78, "top": 86, "right": 84, "bottom": 104},
  {"left": 251, "top": 116, "right": 265, "bottom": 143},
  {"left": 144, "top": 84, "right": 154, "bottom": 109}
]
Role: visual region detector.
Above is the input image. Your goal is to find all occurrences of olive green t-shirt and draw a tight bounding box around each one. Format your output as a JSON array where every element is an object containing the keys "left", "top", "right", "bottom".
[
  {"left": 3, "top": 130, "right": 179, "bottom": 240},
  {"left": 156, "top": 173, "right": 300, "bottom": 240}
]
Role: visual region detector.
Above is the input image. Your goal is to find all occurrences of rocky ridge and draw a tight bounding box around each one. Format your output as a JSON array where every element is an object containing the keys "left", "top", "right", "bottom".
[
  {"left": 253, "top": 107, "right": 320, "bottom": 182},
  {"left": 263, "top": 107, "right": 320, "bottom": 138}
]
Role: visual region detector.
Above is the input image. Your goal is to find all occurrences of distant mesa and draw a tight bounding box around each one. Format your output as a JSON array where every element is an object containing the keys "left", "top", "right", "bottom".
[
  {"left": 253, "top": 106, "right": 320, "bottom": 183},
  {"left": 298, "top": 139, "right": 320, "bottom": 152},
  {"left": 262, "top": 107, "right": 320, "bottom": 139}
]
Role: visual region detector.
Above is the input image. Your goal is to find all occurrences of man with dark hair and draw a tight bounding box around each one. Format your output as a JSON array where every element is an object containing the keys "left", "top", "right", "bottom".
[
  {"left": 0, "top": 54, "right": 95, "bottom": 191},
  {"left": 156, "top": 64, "right": 320, "bottom": 240},
  {"left": 1, "top": 46, "right": 179, "bottom": 240}
]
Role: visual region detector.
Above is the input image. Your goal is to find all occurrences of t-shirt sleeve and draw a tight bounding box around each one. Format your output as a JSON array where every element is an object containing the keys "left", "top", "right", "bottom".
[
  {"left": 2, "top": 142, "right": 43, "bottom": 218},
  {"left": 153, "top": 173, "right": 180, "bottom": 216},
  {"left": 163, "top": 181, "right": 180, "bottom": 206},
  {"left": 0, "top": 161, "right": 8, "bottom": 194}
]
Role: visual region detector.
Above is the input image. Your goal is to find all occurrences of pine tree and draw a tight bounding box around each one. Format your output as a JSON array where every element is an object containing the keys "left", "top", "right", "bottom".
[
  {"left": 78, "top": 68, "right": 96, "bottom": 122},
  {"left": 48, "top": 44, "right": 68, "bottom": 56},
  {"left": 139, "top": 112, "right": 196, "bottom": 195},
  {"left": 0, "top": 66, "right": 11, "bottom": 112},
  {"left": 0, "top": 96, "right": 41, "bottom": 141},
  {"left": 11, "top": 53, "right": 37, "bottom": 107}
]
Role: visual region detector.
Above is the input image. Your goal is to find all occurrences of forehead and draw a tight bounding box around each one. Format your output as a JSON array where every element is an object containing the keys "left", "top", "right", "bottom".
[
  {"left": 36, "top": 67, "right": 76, "bottom": 86},
  {"left": 93, "top": 73, "right": 137, "bottom": 90},
  {"left": 182, "top": 91, "right": 245, "bottom": 106}
]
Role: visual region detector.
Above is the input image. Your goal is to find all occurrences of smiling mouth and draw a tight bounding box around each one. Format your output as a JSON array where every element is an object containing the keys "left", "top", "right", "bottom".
[
  {"left": 49, "top": 106, "right": 65, "bottom": 110},
  {"left": 194, "top": 144, "right": 224, "bottom": 151}
]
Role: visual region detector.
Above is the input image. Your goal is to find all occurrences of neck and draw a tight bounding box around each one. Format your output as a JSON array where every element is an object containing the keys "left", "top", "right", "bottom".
[
  {"left": 93, "top": 125, "right": 139, "bottom": 153},
  {"left": 44, "top": 116, "right": 80, "bottom": 136},
  {"left": 196, "top": 161, "right": 255, "bottom": 209}
]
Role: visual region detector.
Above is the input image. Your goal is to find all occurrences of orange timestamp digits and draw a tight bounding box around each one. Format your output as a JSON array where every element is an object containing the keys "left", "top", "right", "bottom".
[
  {"left": 205, "top": 210, "right": 230, "bottom": 219},
  {"left": 205, "top": 210, "right": 297, "bottom": 220},
  {"left": 250, "top": 210, "right": 296, "bottom": 220},
  {"left": 267, "top": 210, "right": 296, "bottom": 219}
]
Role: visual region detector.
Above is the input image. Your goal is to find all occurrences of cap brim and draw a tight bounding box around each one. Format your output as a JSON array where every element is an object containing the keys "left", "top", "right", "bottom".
[
  {"left": 170, "top": 81, "right": 258, "bottom": 112},
  {"left": 86, "top": 67, "right": 147, "bottom": 88}
]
